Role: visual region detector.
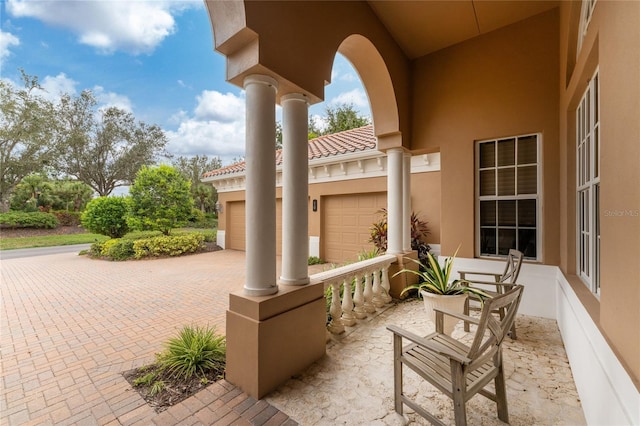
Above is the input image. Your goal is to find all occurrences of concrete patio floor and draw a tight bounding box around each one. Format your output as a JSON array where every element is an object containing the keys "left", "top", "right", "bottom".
[{"left": 1, "top": 249, "right": 586, "bottom": 425}]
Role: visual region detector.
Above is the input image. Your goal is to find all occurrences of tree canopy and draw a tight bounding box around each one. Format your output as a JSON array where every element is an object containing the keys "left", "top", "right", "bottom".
[
  {"left": 0, "top": 72, "right": 59, "bottom": 212},
  {"left": 172, "top": 155, "right": 222, "bottom": 213},
  {"left": 313, "top": 103, "right": 370, "bottom": 137},
  {"left": 55, "top": 90, "right": 169, "bottom": 196},
  {"left": 127, "top": 165, "right": 193, "bottom": 235}
]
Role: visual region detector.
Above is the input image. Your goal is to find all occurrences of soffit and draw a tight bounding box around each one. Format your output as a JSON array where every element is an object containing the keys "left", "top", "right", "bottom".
[{"left": 367, "top": 0, "right": 559, "bottom": 59}]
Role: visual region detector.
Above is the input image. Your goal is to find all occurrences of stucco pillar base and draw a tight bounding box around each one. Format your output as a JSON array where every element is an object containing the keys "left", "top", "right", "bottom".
[
  {"left": 225, "top": 281, "right": 326, "bottom": 399},
  {"left": 387, "top": 251, "right": 419, "bottom": 299}
]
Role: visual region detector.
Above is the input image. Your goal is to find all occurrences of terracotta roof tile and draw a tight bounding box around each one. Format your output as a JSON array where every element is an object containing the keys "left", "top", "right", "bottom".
[{"left": 203, "top": 125, "right": 375, "bottom": 178}]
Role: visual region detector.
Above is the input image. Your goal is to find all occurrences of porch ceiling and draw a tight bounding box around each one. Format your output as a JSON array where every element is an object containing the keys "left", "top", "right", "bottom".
[{"left": 366, "top": 0, "right": 559, "bottom": 59}]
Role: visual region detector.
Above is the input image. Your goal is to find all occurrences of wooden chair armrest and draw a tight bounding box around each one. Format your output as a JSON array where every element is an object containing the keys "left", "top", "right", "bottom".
[
  {"left": 433, "top": 307, "right": 480, "bottom": 325},
  {"left": 459, "top": 270, "right": 502, "bottom": 281},
  {"left": 387, "top": 325, "right": 471, "bottom": 364}
]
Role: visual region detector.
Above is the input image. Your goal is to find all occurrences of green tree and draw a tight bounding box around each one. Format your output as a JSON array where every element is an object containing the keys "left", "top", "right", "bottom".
[
  {"left": 172, "top": 155, "right": 221, "bottom": 213},
  {"left": 10, "top": 174, "right": 95, "bottom": 212},
  {"left": 52, "top": 180, "right": 94, "bottom": 212},
  {"left": 55, "top": 90, "right": 169, "bottom": 196},
  {"left": 0, "top": 71, "right": 59, "bottom": 212},
  {"left": 313, "top": 103, "right": 370, "bottom": 137},
  {"left": 128, "top": 165, "right": 193, "bottom": 235},
  {"left": 81, "top": 196, "right": 130, "bottom": 238}
]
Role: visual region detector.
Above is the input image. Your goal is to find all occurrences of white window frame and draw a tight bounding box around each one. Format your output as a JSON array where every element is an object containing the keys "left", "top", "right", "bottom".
[
  {"left": 576, "top": 68, "right": 600, "bottom": 294},
  {"left": 475, "top": 133, "right": 542, "bottom": 261},
  {"left": 577, "top": 0, "right": 597, "bottom": 56}
]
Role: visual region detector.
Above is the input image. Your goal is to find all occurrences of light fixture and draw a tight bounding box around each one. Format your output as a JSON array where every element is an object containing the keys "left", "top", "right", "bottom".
[{"left": 215, "top": 201, "right": 223, "bottom": 213}]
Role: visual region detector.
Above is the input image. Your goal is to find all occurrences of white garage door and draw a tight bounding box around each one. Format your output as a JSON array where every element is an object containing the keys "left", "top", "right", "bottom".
[{"left": 322, "top": 192, "right": 387, "bottom": 263}]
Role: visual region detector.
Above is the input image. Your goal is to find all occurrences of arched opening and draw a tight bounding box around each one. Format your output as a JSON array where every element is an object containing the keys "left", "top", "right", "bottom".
[{"left": 337, "top": 34, "right": 400, "bottom": 141}]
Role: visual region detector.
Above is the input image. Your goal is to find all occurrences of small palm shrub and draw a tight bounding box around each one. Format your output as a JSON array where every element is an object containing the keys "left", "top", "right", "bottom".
[{"left": 157, "top": 325, "right": 226, "bottom": 380}]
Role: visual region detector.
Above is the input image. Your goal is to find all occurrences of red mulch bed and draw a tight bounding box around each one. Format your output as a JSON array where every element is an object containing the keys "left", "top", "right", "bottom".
[{"left": 0, "top": 226, "right": 87, "bottom": 238}]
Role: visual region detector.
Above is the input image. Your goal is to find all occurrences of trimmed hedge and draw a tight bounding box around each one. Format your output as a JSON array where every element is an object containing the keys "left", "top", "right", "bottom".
[
  {"left": 89, "top": 232, "right": 206, "bottom": 261},
  {"left": 0, "top": 211, "right": 59, "bottom": 229},
  {"left": 133, "top": 234, "right": 205, "bottom": 259}
]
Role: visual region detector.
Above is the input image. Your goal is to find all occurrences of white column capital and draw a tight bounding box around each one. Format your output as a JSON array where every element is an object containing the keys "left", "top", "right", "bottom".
[
  {"left": 281, "top": 93, "right": 308, "bottom": 104},
  {"left": 243, "top": 74, "right": 278, "bottom": 90}
]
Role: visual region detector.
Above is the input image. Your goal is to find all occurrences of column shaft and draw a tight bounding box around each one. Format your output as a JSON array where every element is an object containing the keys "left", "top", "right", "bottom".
[
  {"left": 244, "top": 75, "right": 278, "bottom": 296},
  {"left": 280, "top": 93, "right": 310, "bottom": 285},
  {"left": 403, "top": 153, "right": 413, "bottom": 252},
  {"left": 387, "top": 148, "right": 404, "bottom": 254}
]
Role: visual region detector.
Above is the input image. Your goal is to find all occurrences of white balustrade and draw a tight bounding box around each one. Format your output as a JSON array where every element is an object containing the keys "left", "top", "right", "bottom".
[{"left": 311, "top": 254, "right": 396, "bottom": 335}]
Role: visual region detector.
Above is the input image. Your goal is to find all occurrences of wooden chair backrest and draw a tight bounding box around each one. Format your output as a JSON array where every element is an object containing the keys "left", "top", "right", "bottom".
[
  {"left": 499, "top": 249, "right": 524, "bottom": 283},
  {"left": 466, "top": 285, "right": 524, "bottom": 363}
]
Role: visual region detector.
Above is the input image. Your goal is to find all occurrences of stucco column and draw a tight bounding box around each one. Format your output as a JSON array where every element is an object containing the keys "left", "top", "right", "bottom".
[
  {"left": 403, "top": 152, "right": 412, "bottom": 252},
  {"left": 243, "top": 74, "right": 278, "bottom": 296},
  {"left": 387, "top": 148, "right": 404, "bottom": 254},
  {"left": 280, "top": 93, "right": 310, "bottom": 285}
]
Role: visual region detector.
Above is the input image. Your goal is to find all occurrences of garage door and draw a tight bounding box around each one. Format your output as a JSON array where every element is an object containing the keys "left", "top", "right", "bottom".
[
  {"left": 227, "top": 200, "right": 282, "bottom": 254},
  {"left": 322, "top": 192, "right": 387, "bottom": 263}
]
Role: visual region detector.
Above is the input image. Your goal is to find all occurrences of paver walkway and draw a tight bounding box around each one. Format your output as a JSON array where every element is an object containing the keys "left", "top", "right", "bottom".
[{"left": 1, "top": 250, "right": 297, "bottom": 425}]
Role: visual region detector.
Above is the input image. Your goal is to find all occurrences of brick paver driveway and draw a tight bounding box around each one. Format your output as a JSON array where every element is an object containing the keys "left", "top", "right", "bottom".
[{"left": 1, "top": 249, "right": 295, "bottom": 425}]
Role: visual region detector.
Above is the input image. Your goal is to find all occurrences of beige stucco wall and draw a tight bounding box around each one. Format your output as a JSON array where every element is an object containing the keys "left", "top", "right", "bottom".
[
  {"left": 559, "top": 0, "right": 640, "bottom": 387},
  {"left": 411, "top": 9, "right": 560, "bottom": 263}
]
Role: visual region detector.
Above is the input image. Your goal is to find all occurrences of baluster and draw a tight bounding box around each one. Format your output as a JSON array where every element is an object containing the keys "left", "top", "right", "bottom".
[
  {"left": 327, "top": 281, "right": 345, "bottom": 334},
  {"left": 353, "top": 273, "right": 367, "bottom": 319},
  {"left": 340, "top": 277, "right": 356, "bottom": 326},
  {"left": 372, "top": 267, "right": 385, "bottom": 308},
  {"left": 363, "top": 270, "right": 376, "bottom": 313},
  {"left": 381, "top": 265, "right": 392, "bottom": 303}
]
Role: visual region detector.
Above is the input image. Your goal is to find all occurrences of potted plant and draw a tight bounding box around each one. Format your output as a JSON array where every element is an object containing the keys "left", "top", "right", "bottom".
[{"left": 396, "top": 246, "right": 490, "bottom": 335}]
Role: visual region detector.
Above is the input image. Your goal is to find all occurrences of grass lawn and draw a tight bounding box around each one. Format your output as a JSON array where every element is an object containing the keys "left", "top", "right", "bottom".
[{"left": 0, "top": 233, "right": 109, "bottom": 250}]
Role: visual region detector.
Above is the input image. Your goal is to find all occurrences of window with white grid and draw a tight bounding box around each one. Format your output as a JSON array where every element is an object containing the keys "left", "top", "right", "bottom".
[
  {"left": 476, "top": 134, "right": 540, "bottom": 260},
  {"left": 577, "top": 69, "right": 600, "bottom": 294}
]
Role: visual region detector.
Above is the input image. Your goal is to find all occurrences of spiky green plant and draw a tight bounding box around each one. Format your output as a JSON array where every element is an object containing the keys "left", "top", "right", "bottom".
[
  {"left": 149, "top": 380, "right": 165, "bottom": 397},
  {"left": 157, "top": 325, "right": 226, "bottom": 380},
  {"left": 397, "top": 246, "right": 491, "bottom": 299}
]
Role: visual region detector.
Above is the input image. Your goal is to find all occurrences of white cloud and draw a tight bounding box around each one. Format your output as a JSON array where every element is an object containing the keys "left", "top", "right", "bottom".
[
  {"left": 0, "top": 30, "right": 20, "bottom": 59},
  {"left": 6, "top": 0, "right": 199, "bottom": 55},
  {"left": 329, "top": 88, "right": 369, "bottom": 109},
  {"left": 93, "top": 86, "right": 133, "bottom": 112},
  {"left": 194, "top": 90, "right": 245, "bottom": 123},
  {"left": 166, "top": 89, "right": 246, "bottom": 163}
]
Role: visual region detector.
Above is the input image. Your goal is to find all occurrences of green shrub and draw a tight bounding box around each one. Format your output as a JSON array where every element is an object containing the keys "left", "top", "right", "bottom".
[
  {"left": 52, "top": 211, "right": 82, "bottom": 227},
  {"left": 127, "top": 165, "right": 193, "bottom": 235},
  {"left": 0, "top": 211, "right": 59, "bottom": 229},
  {"left": 157, "top": 325, "right": 226, "bottom": 380},
  {"left": 81, "top": 197, "right": 129, "bottom": 238},
  {"left": 89, "top": 241, "right": 105, "bottom": 257},
  {"left": 201, "top": 230, "right": 216, "bottom": 243},
  {"left": 133, "top": 233, "right": 205, "bottom": 259},
  {"left": 100, "top": 239, "right": 135, "bottom": 261},
  {"left": 308, "top": 256, "right": 325, "bottom": 265}
]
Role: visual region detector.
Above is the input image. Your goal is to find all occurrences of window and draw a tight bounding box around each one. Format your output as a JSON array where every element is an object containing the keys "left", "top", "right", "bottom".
[
  {"left": 577, "top": 69, "right": 600, "bottom": 294},
  {"left": 577, "top": 0, "right": 597, "bottom": 56},
  {"left": 476, "top": 134, "right": 540, "bottom": 260}
]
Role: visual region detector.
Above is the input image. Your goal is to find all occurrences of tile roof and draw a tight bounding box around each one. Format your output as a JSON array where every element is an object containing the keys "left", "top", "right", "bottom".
[{"left": 202, "top": 125, "right": 375, "bottom": 178}]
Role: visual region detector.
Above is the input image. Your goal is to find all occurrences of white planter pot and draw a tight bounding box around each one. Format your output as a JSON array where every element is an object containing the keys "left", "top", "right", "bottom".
[{"left": 420, "top": 290, "right": 467, "bottom": 336}]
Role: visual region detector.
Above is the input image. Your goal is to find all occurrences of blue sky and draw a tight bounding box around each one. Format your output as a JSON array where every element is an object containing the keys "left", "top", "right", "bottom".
[{"left": 0, "top": 0, "right": 370, "bottom": 165}]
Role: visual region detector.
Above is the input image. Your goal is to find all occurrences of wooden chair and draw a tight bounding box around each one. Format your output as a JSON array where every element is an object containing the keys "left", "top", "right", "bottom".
[
  {"left": 459, "top": 249, "right": 524, "bottom": 338},
  {"left": 387, "top": 285, "right": 524, "bottom": 426}
]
